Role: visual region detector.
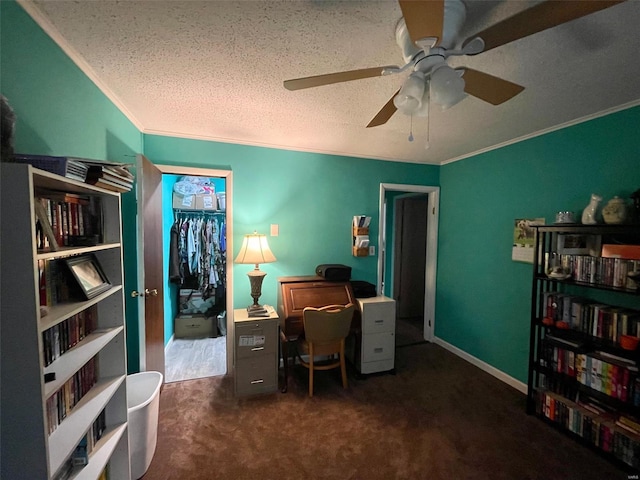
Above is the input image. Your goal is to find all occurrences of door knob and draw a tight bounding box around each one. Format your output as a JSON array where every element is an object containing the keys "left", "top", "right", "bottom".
[{"left": 131, "top": 288, "right": 159, "bottom": 298}]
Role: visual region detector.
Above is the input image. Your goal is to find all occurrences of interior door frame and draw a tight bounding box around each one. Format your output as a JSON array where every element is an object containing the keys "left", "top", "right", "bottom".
[
  {"left": 377, "top": 183, "right": 439, "bottom": 341},
  {"left": 137, "top": 163, "right": 234, "bottom": 373},
  {"left": 392, "top": 193, "right": 428, "bottom": 320}
]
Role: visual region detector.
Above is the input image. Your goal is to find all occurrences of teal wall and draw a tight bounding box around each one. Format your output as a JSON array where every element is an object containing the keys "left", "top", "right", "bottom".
[
  {"left": 0, "top": 1, "right": 143, "bottom": 372},
  {"left": 4, "top": 0, "right": 639, "bottom": 387},
  {"left": 437, "top": 106, "right": 640, "bottom": 383},
  {"left": 143, "top": 135, "right": 440, "bottom": 310}
]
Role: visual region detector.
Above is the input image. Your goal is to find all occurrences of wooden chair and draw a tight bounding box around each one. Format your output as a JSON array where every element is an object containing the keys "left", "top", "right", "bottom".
[{"left": 296, "top": 303, "right": 355, "bottom": 397}]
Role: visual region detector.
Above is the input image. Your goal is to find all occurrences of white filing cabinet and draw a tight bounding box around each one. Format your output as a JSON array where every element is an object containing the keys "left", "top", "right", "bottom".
[
  {"left": 352, "top": 296, "right": 396, "bottom": 374},
  {"left": 234, "top": 307, "right": 279, "bottom": 396}
]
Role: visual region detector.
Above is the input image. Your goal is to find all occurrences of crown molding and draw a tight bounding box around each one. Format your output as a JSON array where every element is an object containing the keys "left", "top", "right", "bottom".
[
  {"left": 142, "top": 128, "right": 436, "bottom": 165},
  {"left": 440, "top": 99, "right": 640, "bottom": 166},
  {"left": 18, "top": 0, "right": 144, "bottom": 132}
]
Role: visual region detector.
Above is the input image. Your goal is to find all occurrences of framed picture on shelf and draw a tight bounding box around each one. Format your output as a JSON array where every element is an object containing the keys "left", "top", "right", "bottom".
[
  {"left": 556, "top": 234, "right": 601, "bottom": 256},
  {"left": 65, "top": 254, "right": 111, "bottom": 299}
]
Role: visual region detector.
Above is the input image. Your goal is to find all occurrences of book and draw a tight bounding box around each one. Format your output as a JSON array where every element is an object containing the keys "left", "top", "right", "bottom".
[
  {"left": 12, "top": 153, "right": 89, "bottom": 182},
  {"left": 92, "top": 177, "right": 131, "bottom": 193},
  {"left": 34, "top": 199, "right": 59, "bottom": 251}
]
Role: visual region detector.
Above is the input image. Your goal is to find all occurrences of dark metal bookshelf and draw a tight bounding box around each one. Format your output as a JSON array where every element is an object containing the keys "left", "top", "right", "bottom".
[{"left": 528, "top": 223, "right": 640, "bottom": 472}]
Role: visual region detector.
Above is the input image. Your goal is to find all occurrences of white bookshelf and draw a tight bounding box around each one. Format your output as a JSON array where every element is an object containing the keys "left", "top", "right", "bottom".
[{"left": 1, "top": 164, "right": 131, "bottom": 479}]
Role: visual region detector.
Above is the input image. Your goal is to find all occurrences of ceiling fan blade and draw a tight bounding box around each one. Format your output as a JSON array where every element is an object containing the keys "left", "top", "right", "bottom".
[
  {"left": 462, "top": 0, "right": 625, "bottom": 54},
  {"left": 367, "top": 90, "right": 400, "bottom": 128},
  {"left": 461, "top": 68, "right": 524, "bottom": 105},
  {"left": 398, "top": 0, "right": 444, "bottom": 45},
  {"left": 284, "top": 66, "right": 397, "bottom": 91}
]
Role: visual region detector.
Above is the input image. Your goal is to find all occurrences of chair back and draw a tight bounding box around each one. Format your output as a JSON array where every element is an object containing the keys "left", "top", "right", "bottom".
[{"left": 302, "top": 304, "right": 355, "bottom": 344}]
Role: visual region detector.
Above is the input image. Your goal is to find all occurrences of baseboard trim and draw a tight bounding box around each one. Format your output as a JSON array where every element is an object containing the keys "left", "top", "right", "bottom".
[{"left": 433, "top": 337, "right": 528, "bottom": 395}]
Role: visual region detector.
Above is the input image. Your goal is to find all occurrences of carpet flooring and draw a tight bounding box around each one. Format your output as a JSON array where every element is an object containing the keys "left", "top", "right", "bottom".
[
  {"left": 395, "top": 315, "right": 426, "bottom": 347},
  {"left": 142, "top": 342, "right": 629, "bottom": 480}
]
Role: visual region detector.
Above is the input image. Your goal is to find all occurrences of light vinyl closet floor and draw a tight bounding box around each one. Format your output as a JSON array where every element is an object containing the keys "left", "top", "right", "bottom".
[{"left": 165, "top": 337, "right": 226, "bottom": 383}]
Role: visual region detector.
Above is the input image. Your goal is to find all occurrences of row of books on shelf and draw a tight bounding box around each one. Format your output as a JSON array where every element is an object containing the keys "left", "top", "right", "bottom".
[
  {"left": 535, "top": 389, "right": 640, "bottom": 469},
  {"left": 12, "top": 153, "right": 134, "bottom": 193},
  {"left": 72, "top": 409, "right": 107, "bottom": 467},
  {"left": 35, "top": 194, "right": 103, "bottom": 251},
  {"left": 541, "top": 340, "right": 639, "bottom": 403},
  {"left": 46, "top": 357, "right": 97, "bottom": 435},
  {"left": 542, "top": 291, "right": 640, "bottom": 344},
  {"left": 551, "top": 253, "right": 640, "bottom": 290},
  {"left": 53, "top": 410, "right": 108, "bottom": 480},
  {"left": 42, "top": 305, "right": 98, "bottom": 367},
  {"left": 38, "top": 259, "right": 74, "bottom": 307}
]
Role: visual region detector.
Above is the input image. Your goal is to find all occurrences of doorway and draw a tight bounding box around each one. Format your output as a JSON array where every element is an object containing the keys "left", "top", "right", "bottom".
[
  {"left": 377, "top": 183, "right": 439, "bottom": 344},
  {"left": 136, "top": 160, "right": 234, "bottom": 383},
  {"left": 393, "top": 194, "right": 428, "bottom": 347},
  {"left": 163, "top": 173, "right": 228, "bottom": 383}
]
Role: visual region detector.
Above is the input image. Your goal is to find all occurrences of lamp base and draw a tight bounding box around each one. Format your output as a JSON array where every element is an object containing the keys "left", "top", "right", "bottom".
[
  {"left": 247, "top": 304, "right": 269, "bottom": 317},
  {"left": 246, "top": 268, "right": 268, "bottom": 316}
]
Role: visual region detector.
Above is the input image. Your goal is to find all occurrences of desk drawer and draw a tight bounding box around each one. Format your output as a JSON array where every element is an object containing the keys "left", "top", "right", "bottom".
[
  {"left": 361, "top": 332, "right": 395, "bottom": 363},
  {"left": 235, "top": 319, "right": 277, "bottom": 359},
  {"left": 235, "top": 355, "right": 277, "bottom": 396}
]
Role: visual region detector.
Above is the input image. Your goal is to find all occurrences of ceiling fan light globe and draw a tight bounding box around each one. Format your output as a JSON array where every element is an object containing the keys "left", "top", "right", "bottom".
[
  {"left": 430, "top": 65, "right": 466, "bottom": 109},
  {"left": 438, "top": 90, "right": 467, "bottom": 111},
  {"left": 394, "top": 71, "right": 425, "bottom": 114},
  {"left": 414, "top": 86, "right": 430, "bottom": 118},
  {"left": 393, "top": 94, "right": 421, "bottom": 114}
]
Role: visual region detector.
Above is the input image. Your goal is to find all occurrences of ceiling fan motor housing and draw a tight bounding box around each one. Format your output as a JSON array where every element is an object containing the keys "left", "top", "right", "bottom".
[{"left": 396, "top": 0, "right": 466, "bottom": 63}]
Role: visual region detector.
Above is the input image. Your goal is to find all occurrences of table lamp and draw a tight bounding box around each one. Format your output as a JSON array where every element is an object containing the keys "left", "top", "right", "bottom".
[{"left": 234, "top": 231, "right": 276, "bottom": 315}]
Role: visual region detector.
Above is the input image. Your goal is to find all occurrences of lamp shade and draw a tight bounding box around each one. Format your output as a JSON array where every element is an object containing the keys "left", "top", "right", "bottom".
[{"left": 234, "top": 232, "right": 276, "bottom": 265}]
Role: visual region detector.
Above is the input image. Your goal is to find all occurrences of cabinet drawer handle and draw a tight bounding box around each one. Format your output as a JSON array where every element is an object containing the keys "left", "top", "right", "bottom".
[
  {"left": 250, "top": 379, "right": 264, "bottom": 384},
  {"left": 374, "top": 347, "right": 384, "bottom": 353},
  {"left": 251, "top": 346, "right": 265, "bottom": 351},
  {"left": 374, "top": 319, "right": 384, "bottom": 324}
]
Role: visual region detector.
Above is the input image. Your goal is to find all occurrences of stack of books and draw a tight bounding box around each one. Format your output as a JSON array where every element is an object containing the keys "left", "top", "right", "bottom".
[{"left": 81, "top": 159, "right": 134, "bottom": 192}]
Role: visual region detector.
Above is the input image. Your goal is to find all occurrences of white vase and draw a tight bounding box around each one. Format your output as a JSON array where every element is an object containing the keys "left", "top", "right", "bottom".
[{"left": 581, "top": 193, "right": 602, "bottom": 224}]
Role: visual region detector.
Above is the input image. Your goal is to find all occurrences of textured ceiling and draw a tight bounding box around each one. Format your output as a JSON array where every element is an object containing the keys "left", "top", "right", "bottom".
[{"left": 22, "top": 0, "right": 640, "bottom": 165}]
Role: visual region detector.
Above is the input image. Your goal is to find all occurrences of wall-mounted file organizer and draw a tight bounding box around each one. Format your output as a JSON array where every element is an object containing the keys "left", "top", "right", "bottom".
[{"left": 352, "top": 215, "right": 371, "bottom": 257}]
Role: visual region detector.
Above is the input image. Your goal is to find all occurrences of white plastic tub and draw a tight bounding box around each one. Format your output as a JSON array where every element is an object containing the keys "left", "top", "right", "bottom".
[{"left": 127, "top": 371, "right": 163, "bottom": 479}]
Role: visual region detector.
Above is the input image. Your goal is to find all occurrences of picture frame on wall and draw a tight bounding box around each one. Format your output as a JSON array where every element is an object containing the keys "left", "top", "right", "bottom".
[{"left": 65, "top": 254, "right": 111, "bottom": 299}]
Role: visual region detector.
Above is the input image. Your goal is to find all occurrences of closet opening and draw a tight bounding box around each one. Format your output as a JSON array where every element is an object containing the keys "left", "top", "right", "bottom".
[{"left": 163, "top": 174, "right": 228, "bottom": 383}]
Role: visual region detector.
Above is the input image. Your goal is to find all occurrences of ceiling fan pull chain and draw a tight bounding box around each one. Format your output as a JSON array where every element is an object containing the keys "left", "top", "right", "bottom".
[
  {"left": 425, "top": 100, "right": 431, "bottom": 150},
  {"left": 408, "top": 115, "right": 414, "bottom": 142}
]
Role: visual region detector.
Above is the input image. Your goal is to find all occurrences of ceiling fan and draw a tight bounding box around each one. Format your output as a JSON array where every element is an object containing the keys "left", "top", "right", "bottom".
[{"left": 283, "top": 0, "right": 625, "bottom": 128}]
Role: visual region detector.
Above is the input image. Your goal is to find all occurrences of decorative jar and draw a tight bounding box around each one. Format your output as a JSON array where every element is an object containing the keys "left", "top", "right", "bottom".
[{"left": 602, "top": 196, "right": 628, "bottom": 224}]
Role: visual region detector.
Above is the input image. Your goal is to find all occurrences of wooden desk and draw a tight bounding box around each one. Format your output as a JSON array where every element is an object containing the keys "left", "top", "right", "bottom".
[{"left": 276, "top": 275, "right": 359, "bottom": 392}]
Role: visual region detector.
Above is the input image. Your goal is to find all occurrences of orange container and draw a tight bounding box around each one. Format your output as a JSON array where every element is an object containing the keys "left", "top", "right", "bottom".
[{"left": 620, "top": 335, "right": 640, "bottom": 350}]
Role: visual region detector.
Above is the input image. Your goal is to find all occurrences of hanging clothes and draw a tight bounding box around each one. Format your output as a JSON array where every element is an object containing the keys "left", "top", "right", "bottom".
[
  {"left": 170, "top": 210, "right": 227, "bottom": 299},
  {"left": 168, "top": 221, "right": 181, "bottom": 282}
]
